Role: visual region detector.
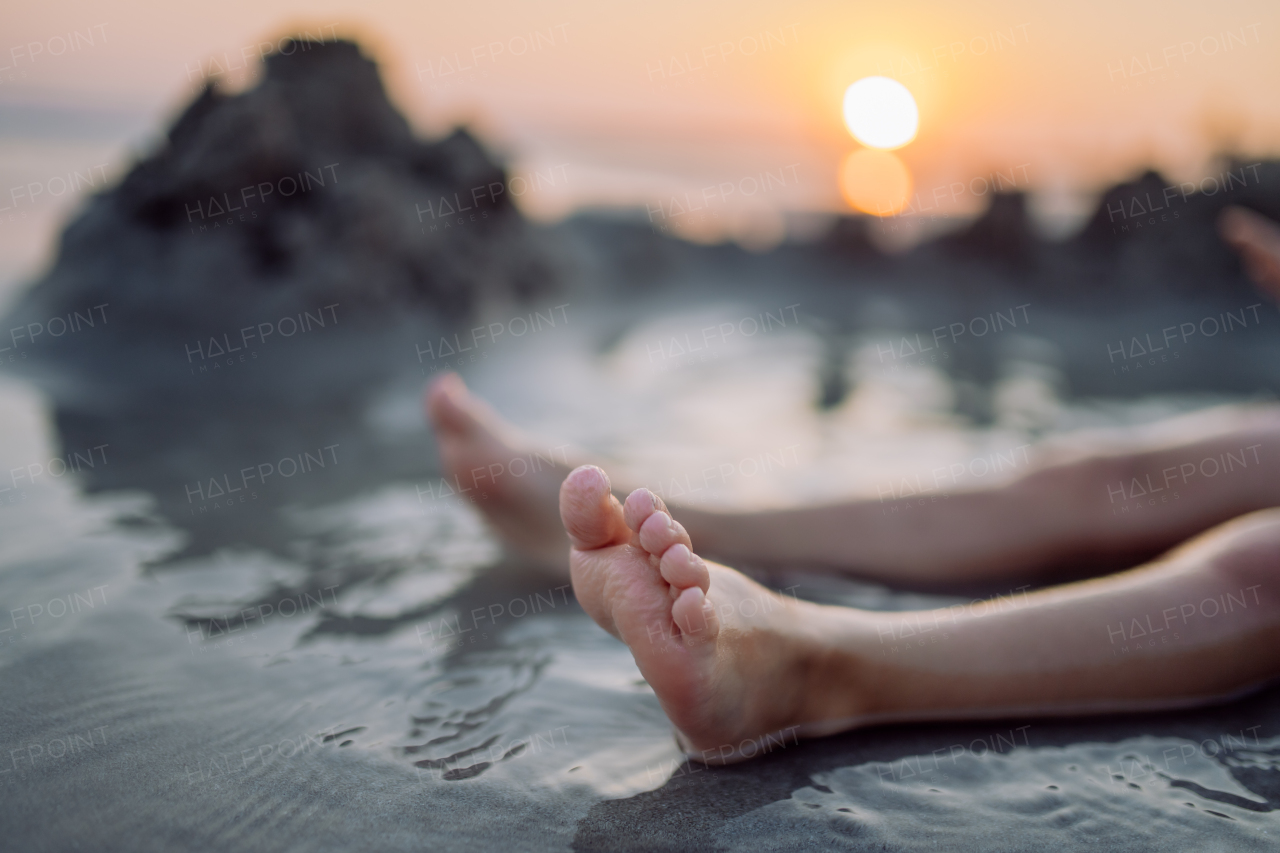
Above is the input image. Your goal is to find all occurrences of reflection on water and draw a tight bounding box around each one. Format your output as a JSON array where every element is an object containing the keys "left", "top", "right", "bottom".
[{"left": 1, "top": 299, "right": 1277, "bottom": 851}]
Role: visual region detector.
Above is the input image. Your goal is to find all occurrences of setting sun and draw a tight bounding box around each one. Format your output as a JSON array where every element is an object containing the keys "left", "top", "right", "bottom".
[{"left": 842, "top": 76, "right": 919, "bottom": 150}]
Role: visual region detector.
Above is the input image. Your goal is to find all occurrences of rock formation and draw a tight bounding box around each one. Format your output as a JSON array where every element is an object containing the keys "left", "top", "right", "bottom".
[{"left": 5, "top": 39, "right": 558, "bottom": 385}]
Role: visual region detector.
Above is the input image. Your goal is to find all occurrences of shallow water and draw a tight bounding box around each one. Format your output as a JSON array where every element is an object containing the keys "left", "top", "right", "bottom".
[{"left": 1, "top": 302, "right": 1277, "bottom": 851}]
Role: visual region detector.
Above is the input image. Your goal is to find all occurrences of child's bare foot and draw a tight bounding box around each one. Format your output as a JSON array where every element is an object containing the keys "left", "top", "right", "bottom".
[
  {"left": 425, "top": 373, "right": 576, "bottom": 567},
  {"left": 1220, "top": 206, "right": 1280, "bottom": 298},
  {"left": 559, "top": 464, "right": 875, "bottom": 762}
]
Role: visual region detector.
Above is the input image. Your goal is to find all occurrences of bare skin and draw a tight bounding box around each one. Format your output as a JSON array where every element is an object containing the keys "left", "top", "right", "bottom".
[
  {"left": 561, "top": 465, "right": 1280, "bottom": 762},
  {"left": 426, "top": 372, "right": 574, "bottom": 567},
  {"left": 427, "top": 206, "right": 1280, "bottom": 585},
  {"left": 427, "top": 371, "right": 1280, "bottom": 586},
  {"left": 424, "top": 206, "right": 1280, "bottom": 760},
  {"left": 1221, "top": 205, "right": 1280, "bottom": 300}
]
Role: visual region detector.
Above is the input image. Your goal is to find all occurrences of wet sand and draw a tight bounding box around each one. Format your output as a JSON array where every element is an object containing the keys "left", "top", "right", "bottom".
[{"left": 1, "top": 296, "right": 1278, "bottom": 851}]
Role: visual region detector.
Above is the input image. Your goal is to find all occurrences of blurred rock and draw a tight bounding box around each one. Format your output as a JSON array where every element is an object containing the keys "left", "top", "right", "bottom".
[
  {"left": 820, "top": 215, "right": 881, "bottom": 261},
  {"left": 938, "top": 192, "right": 1036, "bottom": 270},
  {"left": 4, "top": 39, "right": 558, "bottom": 386},
  {"left": 1067, "top": 161, "right": 1280, "bottom": 302},
  {"left": 4, "top": 34, "right": 1280, "bottom": 411}
]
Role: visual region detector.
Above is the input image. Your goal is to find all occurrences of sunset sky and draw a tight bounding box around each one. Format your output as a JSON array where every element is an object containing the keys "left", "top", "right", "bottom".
[{"left": 2, "top": 0, "right": 1278, "bottom": 279}]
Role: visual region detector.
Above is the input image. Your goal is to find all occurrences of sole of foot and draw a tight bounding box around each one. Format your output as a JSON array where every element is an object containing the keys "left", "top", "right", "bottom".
[
  {"left": 560, "top": 463, "right": 871, "bottom": 763},
  {"left": 425, "top": 372, "right": 577, "bottom": 570}
]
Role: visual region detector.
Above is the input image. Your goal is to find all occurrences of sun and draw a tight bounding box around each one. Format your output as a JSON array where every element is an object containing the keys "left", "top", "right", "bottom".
[{"left": 842, "top": 76, "right": 918, "bottom": 150}]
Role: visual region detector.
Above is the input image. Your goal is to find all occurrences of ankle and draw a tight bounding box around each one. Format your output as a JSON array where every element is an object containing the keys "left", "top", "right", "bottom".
[{"left": 784, "top": 600, "right": 881, "bottom": 728}]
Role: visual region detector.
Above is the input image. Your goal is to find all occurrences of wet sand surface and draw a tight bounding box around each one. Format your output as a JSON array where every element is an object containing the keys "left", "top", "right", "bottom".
[{"left": 1, "top": 297, "right": 1278, "bottom": 852}]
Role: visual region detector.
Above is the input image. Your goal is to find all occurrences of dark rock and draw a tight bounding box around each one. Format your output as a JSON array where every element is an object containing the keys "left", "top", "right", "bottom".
[
  {"left": 6, "top": 33, "right": 1280, "bottom": 412},
  {"left": 820, "top": 215, "right": 881, "bottom": 261},
  {"left": 937, "top": 192, "right": 1036, "bottom": 270},
  {"left": 1068, "top": 161, "right": 1280, "bottom": 302},
  {"left": 1077, "top": 169, "right": 1174, "bottom": 248},
  {"left": 4, "top": 39, "right": 558, "bottom": 384}
]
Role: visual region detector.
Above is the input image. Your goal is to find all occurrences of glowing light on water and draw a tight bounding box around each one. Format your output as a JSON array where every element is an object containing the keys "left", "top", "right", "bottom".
[{"left": 839, "top": 149, "right": 912, "bottom": 216}]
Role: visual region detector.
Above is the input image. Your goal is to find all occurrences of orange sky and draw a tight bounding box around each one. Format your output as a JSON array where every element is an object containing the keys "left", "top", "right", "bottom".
[{"left": 2, "top": 0, "right": 1279, "bottom": 251}]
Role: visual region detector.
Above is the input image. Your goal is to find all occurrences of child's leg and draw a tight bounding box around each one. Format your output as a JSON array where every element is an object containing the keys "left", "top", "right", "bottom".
[
  {"left": 431, "top": 373, "right": 1280, "bottom": 584},
  {"left": 844, "top": 507, "right": 1280, "bottom": 726},
  {"left": 561, "top": 467, "right": 1280, "bottom": 760},
  {"left": 680, "top": 405, "right": 1280, "bottom": 585}
]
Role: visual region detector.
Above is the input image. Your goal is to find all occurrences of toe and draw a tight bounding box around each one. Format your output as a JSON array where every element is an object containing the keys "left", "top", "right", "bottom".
[
  {"left": 671, "top": 586, "right": 718, "bottom": 643},
  {"left": 638, "top": 510, "right": 692, "bottom": 557},
  {"left": 660, "top": 544, "right": 710, "bottom": 592},
  {"left": 425, "top": 372, "right": 475, "bottom": 434},
  {"left": 560, "top": 465, "right": 631, "bottom": 551},
  {"left": 623, "top": 488, "right": 666, "bottom": 532}
]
